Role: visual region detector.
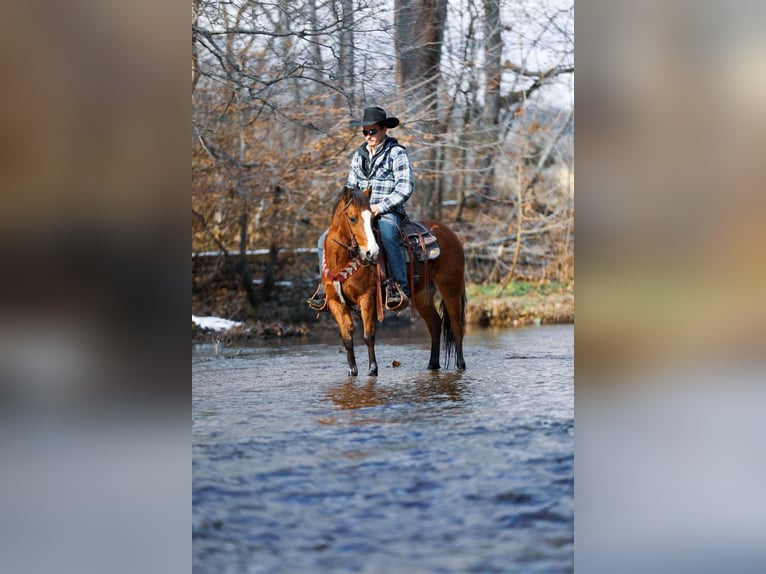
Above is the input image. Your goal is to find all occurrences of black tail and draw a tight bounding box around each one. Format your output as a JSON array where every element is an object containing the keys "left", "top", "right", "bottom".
[{"left": 440, "top": 287, "right": 466, "bottom": 369}]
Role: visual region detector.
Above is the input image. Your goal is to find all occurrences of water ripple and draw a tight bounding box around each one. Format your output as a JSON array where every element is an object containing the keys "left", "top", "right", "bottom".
[{"left": 194, "top": 325, "right": 573, "bottom": 573}]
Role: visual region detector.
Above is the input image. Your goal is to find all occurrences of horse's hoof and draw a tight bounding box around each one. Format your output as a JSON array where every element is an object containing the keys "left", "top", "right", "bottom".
[
  {"left": 427, "top": 362, "right": 441, "bottom": 371},
  {"left": 367, "top": 365, "right": 378, "bottom": 377},
  {"left": 348, "top": 366, "right": 358, "bottom": 376}
]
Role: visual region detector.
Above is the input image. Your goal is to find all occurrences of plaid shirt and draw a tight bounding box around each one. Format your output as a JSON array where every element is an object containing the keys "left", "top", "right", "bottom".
[{"left": 346, "top": 136, "right": 413, "bottom": 216}]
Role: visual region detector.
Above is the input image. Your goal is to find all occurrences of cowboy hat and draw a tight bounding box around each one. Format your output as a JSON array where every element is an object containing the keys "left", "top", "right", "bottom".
[{"left": 348, "top": 106, "right": 400, "bottom": 128}]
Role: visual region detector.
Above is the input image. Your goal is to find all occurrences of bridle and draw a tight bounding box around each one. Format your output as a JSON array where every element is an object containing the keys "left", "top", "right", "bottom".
[
  {"left": 331, "top": 195, "right": 374, "bottom": 265},
  {"left": 324, "top": 192, "right": 382, "bottom": 314}
]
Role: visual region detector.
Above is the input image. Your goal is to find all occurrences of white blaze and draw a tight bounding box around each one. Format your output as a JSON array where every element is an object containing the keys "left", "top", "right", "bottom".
[{"left": 361, "top": 210, "right": 379, "bottom": 260}]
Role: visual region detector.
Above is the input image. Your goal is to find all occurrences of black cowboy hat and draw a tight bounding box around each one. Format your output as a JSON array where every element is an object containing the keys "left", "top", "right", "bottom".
[{"left": 349, "top": 106, "right": 400, "bottom": 129}]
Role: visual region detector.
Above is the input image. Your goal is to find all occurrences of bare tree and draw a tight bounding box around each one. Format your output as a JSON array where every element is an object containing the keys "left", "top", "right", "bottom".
[{"left": 192, "top": 0, "right": 575, "bottom": 316}]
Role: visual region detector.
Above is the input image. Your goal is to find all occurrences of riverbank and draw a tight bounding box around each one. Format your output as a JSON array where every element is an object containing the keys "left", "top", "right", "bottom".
[
  {"left": 465, "top": 281, "right": 574, "bottom": 328},
  {"left": 192, "top": 280, "right": 573, "bottom": 341}
]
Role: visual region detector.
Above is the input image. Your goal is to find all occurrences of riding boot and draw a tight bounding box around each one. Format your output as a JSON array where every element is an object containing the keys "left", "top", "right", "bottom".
[
  {"left": 385, "top": 281, "right": 410, "bottom": 312},
  {"left": 306, "top": 283, "right": 328, "bottom": 312}
]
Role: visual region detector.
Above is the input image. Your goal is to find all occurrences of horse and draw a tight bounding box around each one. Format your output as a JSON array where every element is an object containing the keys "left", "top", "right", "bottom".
[{"left": 321, "top": 186, "right": 467, "bottom": 376}]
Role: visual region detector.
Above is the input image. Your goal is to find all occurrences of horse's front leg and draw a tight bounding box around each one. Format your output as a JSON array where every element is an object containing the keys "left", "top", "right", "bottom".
[
  {"left": 359, "top": 294, "right": 378, "bottom": 377},
  {"left": 328, "top": 299, "right": 357, "bottom": 376}
]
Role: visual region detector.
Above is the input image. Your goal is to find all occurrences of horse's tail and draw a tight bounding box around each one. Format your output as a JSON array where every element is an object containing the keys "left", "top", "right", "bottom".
[{"left": 440, "top": 283, "right": 466, "bottom": 369}]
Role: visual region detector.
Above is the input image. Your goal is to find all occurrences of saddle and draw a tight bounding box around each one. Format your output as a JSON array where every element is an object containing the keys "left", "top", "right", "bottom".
[
  {"left": 399, "top": 219, "right": 440, "bottom": 263},
  {"left": 374, "top": 218, "right": 440, "bottom": 317}
]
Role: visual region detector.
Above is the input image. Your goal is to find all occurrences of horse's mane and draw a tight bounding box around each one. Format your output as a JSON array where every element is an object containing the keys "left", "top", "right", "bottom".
[{"left": 331, "top": 187, "right": 369, "bottom": 214}]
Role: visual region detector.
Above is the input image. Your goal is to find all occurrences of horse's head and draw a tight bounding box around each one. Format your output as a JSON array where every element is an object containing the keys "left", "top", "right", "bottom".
[{"left": 334, "top": 186, "right": 379, "bottom": 264}]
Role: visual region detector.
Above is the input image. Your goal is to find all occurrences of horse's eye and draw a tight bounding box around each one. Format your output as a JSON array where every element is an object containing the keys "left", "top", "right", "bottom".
[{"left": 348, "top": 216, "right": 357, "bottom": 224}]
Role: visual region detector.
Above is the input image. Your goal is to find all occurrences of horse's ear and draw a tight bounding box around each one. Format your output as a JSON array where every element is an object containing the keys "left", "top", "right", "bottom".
[
  {"left": 340, "top": 186, "right": 352, "bottom": 202},
  {"left": 363, "top": 186, "right": 372, "bottom": 199}
]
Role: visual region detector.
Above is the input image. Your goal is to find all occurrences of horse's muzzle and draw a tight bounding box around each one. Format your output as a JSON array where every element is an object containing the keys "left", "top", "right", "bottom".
[{"left": 362, "top": 251, "right": 378, "bottom": 265}]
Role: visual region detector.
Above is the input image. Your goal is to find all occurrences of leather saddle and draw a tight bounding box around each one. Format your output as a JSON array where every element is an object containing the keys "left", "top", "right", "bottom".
[
  {"left": 372, "top": 218, "right": 440, "bottom": 316},
  {"left": 399, "top": 219, "right": 440, "bottom": 262}
]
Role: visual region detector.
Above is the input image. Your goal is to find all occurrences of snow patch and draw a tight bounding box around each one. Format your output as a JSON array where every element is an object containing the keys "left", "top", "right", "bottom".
[{"left": 192, "top": 315, "right": 243, "bottom": 332}]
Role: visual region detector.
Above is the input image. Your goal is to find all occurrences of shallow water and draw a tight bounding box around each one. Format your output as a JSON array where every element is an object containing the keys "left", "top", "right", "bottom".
[{"left": 193, "top": 323, "right": 573, "bottom": 573}]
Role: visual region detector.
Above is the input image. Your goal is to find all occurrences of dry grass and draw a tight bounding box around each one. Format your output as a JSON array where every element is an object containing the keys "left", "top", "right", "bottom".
[{"left": 465, "top": 281, "right": 574, "bottom": 327}]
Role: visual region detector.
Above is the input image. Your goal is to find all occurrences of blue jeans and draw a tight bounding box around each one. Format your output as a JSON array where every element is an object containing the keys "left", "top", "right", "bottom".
[{"left": 316, "top": 212, "right": 409, "bottom": 295}]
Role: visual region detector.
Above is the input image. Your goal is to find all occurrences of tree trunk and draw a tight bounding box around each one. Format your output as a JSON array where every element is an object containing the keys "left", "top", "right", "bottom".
[
  {"left": 336, "top": 0, "right": 355, "bottom": 105},
  {"left": 262, "top": 244, "right": 277, "bottom": 302},
  {"left": 307, "top": 0, "right": 325, "bottom": 83},
  {"left": 395, "top": 0, "right": 446, "bottom": 97},
  {"left": 480, "top": 0, "right": 502, "bottom": 196},
  {"left": 395, "top": 0, "right": 447, "bottom": 219},
  {"left": 239, "top": 210, "right": 259, "bottom": 307},
  {"left": 192, "top": 0, "right": 200, "bottom": 92}
]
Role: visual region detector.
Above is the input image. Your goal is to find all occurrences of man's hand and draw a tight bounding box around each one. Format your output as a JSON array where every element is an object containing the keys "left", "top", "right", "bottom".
[{"left": 370, "top": 205, "right": 381, "bottom": 217}]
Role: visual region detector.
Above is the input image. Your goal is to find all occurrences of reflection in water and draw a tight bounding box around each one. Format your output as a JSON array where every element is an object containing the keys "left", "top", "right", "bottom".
[
  {"left": 324, "top": 378, "right": 389, "bottom": 410},
  {"left": 410, "top": 371, "right": 465, "bottom": 403},
  {"left": 324, "top": 371, "right": 465, "bottom": 412}
]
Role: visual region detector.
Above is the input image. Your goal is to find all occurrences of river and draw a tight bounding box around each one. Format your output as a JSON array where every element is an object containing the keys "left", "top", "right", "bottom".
[{"left": 193, "top": 323, "right": 573, "bottom": 573}]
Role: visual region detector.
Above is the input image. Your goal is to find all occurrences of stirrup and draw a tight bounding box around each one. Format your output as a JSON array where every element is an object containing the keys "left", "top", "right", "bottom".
[
  {"left": 385, "top": 283, "right": 409, "bottom": 312},
  {"left": 306, "top": 284, "right": 328, "bottom": 312}
]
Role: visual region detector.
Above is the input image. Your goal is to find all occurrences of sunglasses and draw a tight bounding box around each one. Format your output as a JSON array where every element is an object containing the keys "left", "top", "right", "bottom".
[{"left": 361, "top": 128, "right": 380, "bottom": 136}]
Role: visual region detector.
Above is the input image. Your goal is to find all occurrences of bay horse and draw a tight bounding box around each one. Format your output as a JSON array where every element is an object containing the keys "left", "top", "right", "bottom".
[{"left": 322, "top": 186, "right": 466, "bottom": 376}]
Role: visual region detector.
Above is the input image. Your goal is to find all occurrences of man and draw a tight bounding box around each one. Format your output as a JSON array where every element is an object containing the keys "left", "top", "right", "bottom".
[{"left": 307, "top": 106, "right": 413, "bottom": 312}]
